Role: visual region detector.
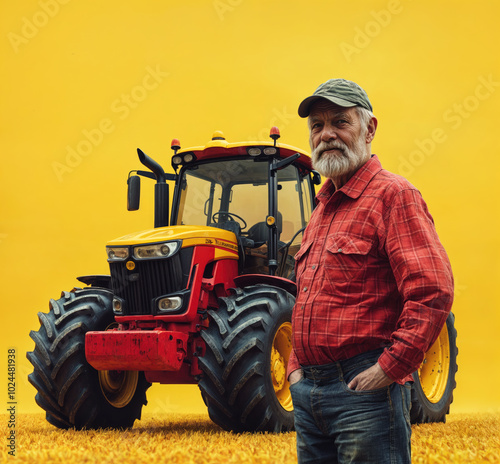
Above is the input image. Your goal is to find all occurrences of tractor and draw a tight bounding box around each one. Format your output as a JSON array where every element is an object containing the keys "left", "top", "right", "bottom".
[{"left": 27, "top": 128, "right": 458, "bottom": 432}]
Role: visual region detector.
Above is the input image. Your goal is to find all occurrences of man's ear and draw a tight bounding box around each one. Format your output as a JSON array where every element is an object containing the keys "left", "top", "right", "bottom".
[{"left": 366, "top": 116, "right": 378, "bottom": 144}]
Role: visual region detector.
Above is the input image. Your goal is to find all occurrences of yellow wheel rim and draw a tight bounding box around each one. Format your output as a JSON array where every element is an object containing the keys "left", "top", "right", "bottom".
[
  {"left": 271, "top": 322, "right": 293, "bottom": 412},
  {"left": 97, "top": 322, "right": 139, "bottom": 408},
  {"left": 99, "top": 369, "right": 139, "bottom": 409},
  {"left": 418, "top": 323, "right": 450, "bottom": 403}
]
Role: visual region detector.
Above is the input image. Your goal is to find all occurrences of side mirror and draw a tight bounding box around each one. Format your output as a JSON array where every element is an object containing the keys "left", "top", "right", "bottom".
[
  {"left": 312, "top": 170, "right": 322, "bottom": 185},
  {"left": 127, "top": 175, "right": 141, "bottom": 211}
]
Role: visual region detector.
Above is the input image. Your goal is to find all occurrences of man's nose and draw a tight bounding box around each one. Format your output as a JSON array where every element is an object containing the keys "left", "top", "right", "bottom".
[{"left": 320, "top": 125, "right": 337, "bottom": 142}]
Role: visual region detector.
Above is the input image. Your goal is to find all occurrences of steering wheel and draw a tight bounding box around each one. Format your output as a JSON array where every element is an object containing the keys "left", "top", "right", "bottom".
[{"left": 212, "top": 211, "right": 247, "bottom": 230}]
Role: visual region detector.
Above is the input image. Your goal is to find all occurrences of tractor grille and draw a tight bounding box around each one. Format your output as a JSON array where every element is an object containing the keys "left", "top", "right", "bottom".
[{"left": 109, "top": 249, "right": 192, "bottom": 315}]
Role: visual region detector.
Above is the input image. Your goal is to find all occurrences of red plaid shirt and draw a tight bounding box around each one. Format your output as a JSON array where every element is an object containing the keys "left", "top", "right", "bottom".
[{"left": 288, "top": 155, "right": 453, "bottom": 383}]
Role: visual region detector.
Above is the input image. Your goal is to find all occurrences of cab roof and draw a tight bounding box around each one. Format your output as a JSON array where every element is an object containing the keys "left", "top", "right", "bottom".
[{"left": 175, "top": 130, "right": 312, "bottom": 172}]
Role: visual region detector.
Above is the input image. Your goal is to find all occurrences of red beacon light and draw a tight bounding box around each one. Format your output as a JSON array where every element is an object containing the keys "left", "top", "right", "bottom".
[
  {"left": 171, "top": 138, "right": 181, "bottom": 154},
  {"left": 270, "top": 126, "right": 280, "bottom": 146}
]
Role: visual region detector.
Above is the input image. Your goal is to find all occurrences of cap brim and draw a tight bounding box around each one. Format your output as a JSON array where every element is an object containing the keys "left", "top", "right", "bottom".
[{"left": 298, "top": 95, "right": 358, "bottom": 118}]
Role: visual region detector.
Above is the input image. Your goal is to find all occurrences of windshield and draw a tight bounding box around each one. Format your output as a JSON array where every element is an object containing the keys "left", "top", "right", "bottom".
[{"left": 175, "top": 157, "right": 312, "bottom": 245}]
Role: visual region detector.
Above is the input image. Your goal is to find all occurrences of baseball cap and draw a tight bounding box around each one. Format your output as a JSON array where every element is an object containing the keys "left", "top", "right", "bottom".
[{"left": 298, "top": 79, "right": 373, "bottom": 117}]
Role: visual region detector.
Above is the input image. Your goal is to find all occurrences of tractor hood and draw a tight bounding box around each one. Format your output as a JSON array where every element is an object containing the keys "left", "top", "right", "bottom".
[{"left": 106, "top": 225, "right": 239, "bottom": 257}]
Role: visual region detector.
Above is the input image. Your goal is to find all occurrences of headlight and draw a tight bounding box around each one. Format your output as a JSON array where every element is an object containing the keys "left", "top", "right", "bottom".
[
  {"left": 113, "top": 297, "right": 124, "bottom": 313},
  {"left": 133, "top": 241, "right": 181, "bottom": 260},
  {"left": 183, "top": 153, "right": 194, "bottom": 163},
  {"left": 247, "top": 147, "right": 262, "bottom": 156},
  {"left": 106, "top": 246, "right": 129, "bottom": 261},
  {"left": 158, "top": 296, "right": 182, "bottom": 312}
]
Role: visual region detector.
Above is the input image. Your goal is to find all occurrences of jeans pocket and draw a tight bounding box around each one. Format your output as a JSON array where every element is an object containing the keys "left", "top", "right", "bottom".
[
  {"left": 289, "top": 377, "right": 307, "bottom": 408},
  {"left": 341, "top": 362, "right": 390, "bottom": 397},
  {"left": 289, "top": 376, "right": 305, "bottom": 390},
  {"left": 402, "top": 383, "right": 412, "bottom": 427},
  {"left": 342, "top": 381, "right": 390, "bottom": 397}
]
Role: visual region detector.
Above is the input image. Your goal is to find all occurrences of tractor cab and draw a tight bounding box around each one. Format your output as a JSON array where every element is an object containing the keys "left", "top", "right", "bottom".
[{"left": 129, "top": 129, "right": 319, "bottom": 280}]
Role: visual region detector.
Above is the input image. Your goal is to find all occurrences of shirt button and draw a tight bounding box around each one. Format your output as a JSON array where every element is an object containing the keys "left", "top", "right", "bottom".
[
  {"left": 338, "top": 248, "right": 343, "bottom": 253},
  {"left": 312, "top": 265, "right": 316, "bottom": 270},
  {"left": 303, "top": 287, "right": 308, "bottom": 292}
]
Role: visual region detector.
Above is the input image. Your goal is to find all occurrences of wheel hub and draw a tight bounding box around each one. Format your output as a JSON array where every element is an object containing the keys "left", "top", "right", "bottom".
[
  {"left": 98, "top": 369, "right": 139, "bottom": 409},
  {"left": 271, "top": 322, "right": 293, "bottom": 412},
  {"left": 271, "top": 347, "right": 286, "bottom": 390},
  {"left": 418, "top": 323, "right": 450, "bottom": 403}
]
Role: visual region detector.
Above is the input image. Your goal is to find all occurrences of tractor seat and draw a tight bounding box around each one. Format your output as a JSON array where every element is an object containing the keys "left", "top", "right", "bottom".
[{"left": 246, "top": 212, "right": 283, "bottom": 247}]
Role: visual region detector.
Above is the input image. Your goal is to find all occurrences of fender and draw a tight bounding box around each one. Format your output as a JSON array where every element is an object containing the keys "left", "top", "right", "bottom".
[
  {"left": 233, "top": 274, "right": 297, "bottom": 297},
  {"left": 77, "top": 274, "right": 111, "bottom": 288}
]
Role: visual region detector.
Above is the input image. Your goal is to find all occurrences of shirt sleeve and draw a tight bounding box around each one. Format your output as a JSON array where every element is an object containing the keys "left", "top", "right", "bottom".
[
  {"left": 287, "top": 348, "right": 301, "bottom": 379},
  {"left": 377, "top": 188, "right": 454, "bottom": 381}
]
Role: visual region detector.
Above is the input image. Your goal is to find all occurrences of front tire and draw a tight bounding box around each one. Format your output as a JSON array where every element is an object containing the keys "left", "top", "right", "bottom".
[
  {"left": 27, "top": 288, "right": 150, "bottom": 429},
  {"left": 410, "top": 312, "right": 458, "bottom": 423},
  {"left": 198, "top": 285, "right": 295, "bottom": 433}
]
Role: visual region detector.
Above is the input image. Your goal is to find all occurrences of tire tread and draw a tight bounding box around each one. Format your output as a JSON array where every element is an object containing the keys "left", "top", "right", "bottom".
[
  {"left": 198, "top": 285, "right": 294, "bottom": 433},
  {"left": 410, "top": 312, "right": 458, "bottom": 424},
  {"left": 27, "top": 287, "right": 150, "bottom": 430}
]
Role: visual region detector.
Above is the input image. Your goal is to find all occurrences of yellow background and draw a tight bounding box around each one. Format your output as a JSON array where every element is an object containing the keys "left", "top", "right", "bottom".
[{"left": 1, "top": 0, "right": 499, "bottom": 416}]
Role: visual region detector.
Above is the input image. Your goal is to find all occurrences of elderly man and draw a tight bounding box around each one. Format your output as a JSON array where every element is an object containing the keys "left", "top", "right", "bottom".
[{"left": 288, "top": 79, "right": 454, "bottom": 464}]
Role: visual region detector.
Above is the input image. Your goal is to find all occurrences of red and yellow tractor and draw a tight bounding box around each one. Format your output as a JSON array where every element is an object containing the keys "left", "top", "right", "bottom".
[{"left": 27, "top": 129, "right": 458, "bottom": 432}]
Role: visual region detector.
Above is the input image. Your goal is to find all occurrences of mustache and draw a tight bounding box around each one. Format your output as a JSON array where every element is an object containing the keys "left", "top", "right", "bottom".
[{"left": 313, "top": 140, "right": 348, "bottom": 158}]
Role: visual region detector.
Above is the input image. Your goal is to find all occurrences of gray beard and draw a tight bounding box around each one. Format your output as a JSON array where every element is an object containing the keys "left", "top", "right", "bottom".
[{"left": 311, "top": 138, "right": 367, "bottom": 180}]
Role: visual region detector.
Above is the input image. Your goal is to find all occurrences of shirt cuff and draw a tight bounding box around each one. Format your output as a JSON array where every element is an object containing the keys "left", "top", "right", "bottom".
[
  {"left": 377, "top": 349, "right": 415, "bottom": 382},
  {"left": 287, "top": 349, "right": 301, "bottom": 379}
]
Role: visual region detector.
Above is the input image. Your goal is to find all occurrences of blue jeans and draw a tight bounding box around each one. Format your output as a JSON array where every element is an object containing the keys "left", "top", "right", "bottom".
[{"left": 290, "top": 349, "right": 411, "bottom": 464}]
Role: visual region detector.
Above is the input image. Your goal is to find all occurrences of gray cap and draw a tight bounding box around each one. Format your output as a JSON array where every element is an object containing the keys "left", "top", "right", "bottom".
[{"left": 298, "top": 78, "right": 373, "bottom": 117}]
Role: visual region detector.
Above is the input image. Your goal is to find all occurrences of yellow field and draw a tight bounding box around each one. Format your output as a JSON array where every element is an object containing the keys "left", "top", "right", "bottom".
[{"left": 2, "top": 412, "right": 498, "bottom": 463}]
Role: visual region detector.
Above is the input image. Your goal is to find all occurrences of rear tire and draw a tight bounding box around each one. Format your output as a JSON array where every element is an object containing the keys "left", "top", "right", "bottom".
[
  {"left": 198, "top": 285, "right": 295, "bottom": 433},
  {"left": 27, "top": 288, "right": 150, "bottom": 429},
  {"left": 410, "top": 312, "right": 458, "bottom": 423}
]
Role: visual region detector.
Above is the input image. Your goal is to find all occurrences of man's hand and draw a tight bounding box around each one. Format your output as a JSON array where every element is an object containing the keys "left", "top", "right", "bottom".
[
  {"left": 347, "top": 362, "right": 392, "bottom": 391},
  {"left": 288, "top": 368, "right": 304, "bottom": 386}
]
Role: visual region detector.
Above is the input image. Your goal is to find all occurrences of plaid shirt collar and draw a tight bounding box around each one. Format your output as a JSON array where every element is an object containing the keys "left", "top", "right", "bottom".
[{"left": 316, "top": 154, "right": 383, "bottom": 204}]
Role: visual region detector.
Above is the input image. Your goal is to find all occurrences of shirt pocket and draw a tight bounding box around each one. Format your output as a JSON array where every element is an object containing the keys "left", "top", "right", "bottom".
[
  {"left": 323, "top": 235, "right": 373, "bottom": 283},
  {"left": 294, "top": 240, "right": 313, "bottom": 277},
  {"left": 294, "top": 240, "right": 313, "bottom": 263}
]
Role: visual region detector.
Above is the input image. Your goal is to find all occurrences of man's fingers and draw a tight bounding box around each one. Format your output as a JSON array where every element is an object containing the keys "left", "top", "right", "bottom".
[{"left": 347, "top": 376, "right": 358, "bottom": 390}]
